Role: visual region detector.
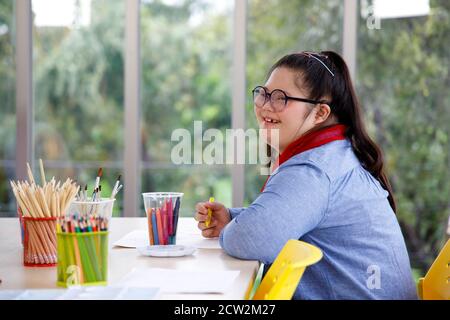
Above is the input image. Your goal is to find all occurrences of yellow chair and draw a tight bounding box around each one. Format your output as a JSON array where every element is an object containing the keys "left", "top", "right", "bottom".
[
  {"left": 417, "top": 239, "right": 450, "bottom": 300},
  {"left": 251, "top": 240, "right": 323, "bottom": 300}
]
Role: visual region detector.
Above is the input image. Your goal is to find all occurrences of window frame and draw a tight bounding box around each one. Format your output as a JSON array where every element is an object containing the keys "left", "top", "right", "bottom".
[{"left": 14, "top": 0, "right": 357, "bottom": 216}]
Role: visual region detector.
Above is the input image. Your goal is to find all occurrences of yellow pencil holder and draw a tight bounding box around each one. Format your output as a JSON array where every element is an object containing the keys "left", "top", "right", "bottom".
[{"left": 56, "top": 231, "right": 109, "bottom": 287}]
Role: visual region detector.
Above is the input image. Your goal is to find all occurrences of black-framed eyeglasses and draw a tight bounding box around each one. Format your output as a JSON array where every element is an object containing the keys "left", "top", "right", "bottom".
[{"left": 252, "top": 86, "right": 329, "bottom": 112}]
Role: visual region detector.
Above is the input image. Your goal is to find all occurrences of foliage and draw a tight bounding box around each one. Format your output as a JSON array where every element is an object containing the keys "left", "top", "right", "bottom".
[{"left": 358, "top": 0, "right": 450, "bottom": 270}]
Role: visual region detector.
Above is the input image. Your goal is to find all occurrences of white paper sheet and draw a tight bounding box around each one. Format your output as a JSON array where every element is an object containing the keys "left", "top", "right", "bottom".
[
  {"left": 119, "top": 268, "right": 240, "bottom": 293},
  {"left": 113, "top": 229, "right": 221, "bottom": 249},
  {"left": 0, "top": 287, "right": 160, "bottom": 300},
  {"left": 113, "top": 230, "right": 148, "bottom": 248},
  {"left": 177, "top": 233, "right": 221, "bottom": 249}
]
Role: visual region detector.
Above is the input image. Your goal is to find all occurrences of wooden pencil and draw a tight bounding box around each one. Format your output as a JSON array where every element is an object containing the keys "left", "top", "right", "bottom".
[
  {"left": 32, "top": 220, "right": 55, "bottom": 254},
  {"left": 39, "top": 159, "right": 46, "bottom": 185},
  {"left": 28, "top": 222, "right": 48, "bottom": 264},
  {"left": 147, "top": 209, "right": 154, "bottom": 245}
]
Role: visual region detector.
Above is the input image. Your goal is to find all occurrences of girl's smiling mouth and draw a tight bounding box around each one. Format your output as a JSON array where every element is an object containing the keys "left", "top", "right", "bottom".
[
  {"left": 260, "top": 113, "right": 281, "bottom": 126},
  {"left": 264, "top": 117, "right": 280, "bottom": 124}
]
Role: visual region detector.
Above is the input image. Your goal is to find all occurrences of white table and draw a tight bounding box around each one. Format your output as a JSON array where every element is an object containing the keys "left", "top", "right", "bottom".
[{"left": 0, "top": 217, "right": 260, "bottom": 300}]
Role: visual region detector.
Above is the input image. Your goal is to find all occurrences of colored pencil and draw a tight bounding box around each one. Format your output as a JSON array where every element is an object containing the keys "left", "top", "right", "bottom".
[
  {"left": 156, "top": 208, "right": 164, "bottom": 245},
  {"left": 173, "top": 197, "right": 181, "bottom": 236},
  {"left": 147, "top": 208, "right": 154, "bottom": 245},
  {"left": 205, "top": 197, "right": 215, "bottom": 227},
  {"left": 152, "top": 211, "right": 159, "bottom": 245},
  {"left": 168, "top": 198, "right": 173, "bottom": 236}
]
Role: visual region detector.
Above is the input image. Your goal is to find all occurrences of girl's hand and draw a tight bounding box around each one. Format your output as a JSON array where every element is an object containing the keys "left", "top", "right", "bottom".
[{"left": 194, "top": 201, "right": 231, "bottom": 238}]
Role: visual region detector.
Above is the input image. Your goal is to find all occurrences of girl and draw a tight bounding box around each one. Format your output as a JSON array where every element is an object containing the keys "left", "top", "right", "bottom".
[{"left": 195, "top": 51, "right": 417, "bottom": 300}]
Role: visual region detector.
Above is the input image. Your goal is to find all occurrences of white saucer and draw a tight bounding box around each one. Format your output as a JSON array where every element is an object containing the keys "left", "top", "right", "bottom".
[{"left": 137, "top": 245, "right": 196, "bottom": 257}]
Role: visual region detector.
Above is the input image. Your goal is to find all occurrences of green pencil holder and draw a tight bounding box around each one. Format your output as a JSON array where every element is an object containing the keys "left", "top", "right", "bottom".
[{"left": 56, "top": 231, "right": 109, "bottom": 287}]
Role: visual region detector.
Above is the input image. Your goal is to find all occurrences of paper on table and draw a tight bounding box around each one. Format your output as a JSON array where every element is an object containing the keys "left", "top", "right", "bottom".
[
  {"left": 177, "top": 233, "right": 221, "bottom": 249},
  {"left": 176, "top": 219, "right": 221, "bottom": 249},
  {"left": 113, "top": 230, "right": 221, "bottom": 249},
  {"left": 119, "top": 268, "right": 240, "bottom": 293},
  {"left": 113, "top": 230, "right": 148, "bottom": 248},
  {"left": 0, "top": 287, "right": 160, "bottom": 300}
]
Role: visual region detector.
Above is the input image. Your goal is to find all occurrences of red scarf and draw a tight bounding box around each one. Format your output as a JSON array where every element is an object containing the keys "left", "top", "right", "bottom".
[{"left": 261, "top": 124, "right": 348, "bottom": 192}]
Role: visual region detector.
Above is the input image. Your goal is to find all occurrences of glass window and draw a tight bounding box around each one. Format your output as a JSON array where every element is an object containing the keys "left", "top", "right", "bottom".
[
  {"left": 357, "top": 0, "right": 450, "bottom": 274},
  {"left": 245, "top": 0, "right": 344, "bottom": 205},
  {"left": 0, "top": 0, "right": 16, "bottom": 216},
  {"left": 140, "top": 0, "right": 233, "bottom": 216},
  {"left": 32, "top": 0, "right": 125, "bottom": 216}
]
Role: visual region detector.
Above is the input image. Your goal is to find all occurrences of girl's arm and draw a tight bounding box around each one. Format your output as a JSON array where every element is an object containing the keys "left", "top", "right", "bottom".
[
  {"left": 219, "top": 162, "right": 330, "bottom": 264},
  {"left": 228, "top": 207, "right": 246, "bottom": 219}
]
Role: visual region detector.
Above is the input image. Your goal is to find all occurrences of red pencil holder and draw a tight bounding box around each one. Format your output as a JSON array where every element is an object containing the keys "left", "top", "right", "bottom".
[
  {"left": 18, "top": 207, "right": 25, "bottom": 245},
  {"left": 22, "top": 214, "right": 58, "bottom": 267}
]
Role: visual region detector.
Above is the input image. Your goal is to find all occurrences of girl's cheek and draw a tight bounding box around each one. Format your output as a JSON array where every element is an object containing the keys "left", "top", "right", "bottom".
[
  {"left": 278, "top": 117, "right": 291, "bottom": 136},
  {"left": 275, "top": 125, "right": 287, "bottom": 149},
  {"left": 254, "top": 108, "right": 262, "bottom": 124},
  {"left": 280, "top": 121, "right": 299, "bottom": 146}
]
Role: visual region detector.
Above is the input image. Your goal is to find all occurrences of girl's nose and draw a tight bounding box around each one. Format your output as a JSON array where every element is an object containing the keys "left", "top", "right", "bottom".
[{"left": 261, "top": 99, "right": 273, "bottom": 111}]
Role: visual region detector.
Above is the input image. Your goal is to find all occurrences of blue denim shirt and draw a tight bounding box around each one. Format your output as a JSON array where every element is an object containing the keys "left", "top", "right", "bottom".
[{"left": 219, "top": 139, "right": 417, "bottom": 300}]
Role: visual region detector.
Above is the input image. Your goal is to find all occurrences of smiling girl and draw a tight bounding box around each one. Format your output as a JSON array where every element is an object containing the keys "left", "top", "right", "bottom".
[{"left": 195, "top": 51, "right": 417, "bottom": 299}]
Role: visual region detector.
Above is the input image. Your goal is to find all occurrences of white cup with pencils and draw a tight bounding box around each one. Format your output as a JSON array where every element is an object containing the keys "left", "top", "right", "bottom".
[{"left": 142, "top": 192, "right": 183, "bottom": 246}]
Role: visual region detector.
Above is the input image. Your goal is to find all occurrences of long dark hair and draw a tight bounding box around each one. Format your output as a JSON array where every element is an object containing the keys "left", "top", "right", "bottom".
[{"left": 269, "top": 51, "right": 396, "bottom": 213}]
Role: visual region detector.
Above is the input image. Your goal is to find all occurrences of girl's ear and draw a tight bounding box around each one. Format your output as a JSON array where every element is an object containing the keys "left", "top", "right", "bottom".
[{"left": 314, "top": 104, "right": 332, "bottom": 125}]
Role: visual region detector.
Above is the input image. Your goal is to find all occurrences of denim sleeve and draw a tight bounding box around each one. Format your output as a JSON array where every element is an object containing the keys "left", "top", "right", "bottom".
[
  {"left": 219, "top": 162, "right": 330, "bottom": 264},
  {"left": 228, "top": 207, "right": 246, "bottom": 219}
]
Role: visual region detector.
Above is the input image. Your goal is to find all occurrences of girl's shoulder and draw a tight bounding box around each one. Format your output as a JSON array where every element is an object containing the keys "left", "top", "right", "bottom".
[{"left": 281, "top": 139, "right": 360, "bottom": 182}]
